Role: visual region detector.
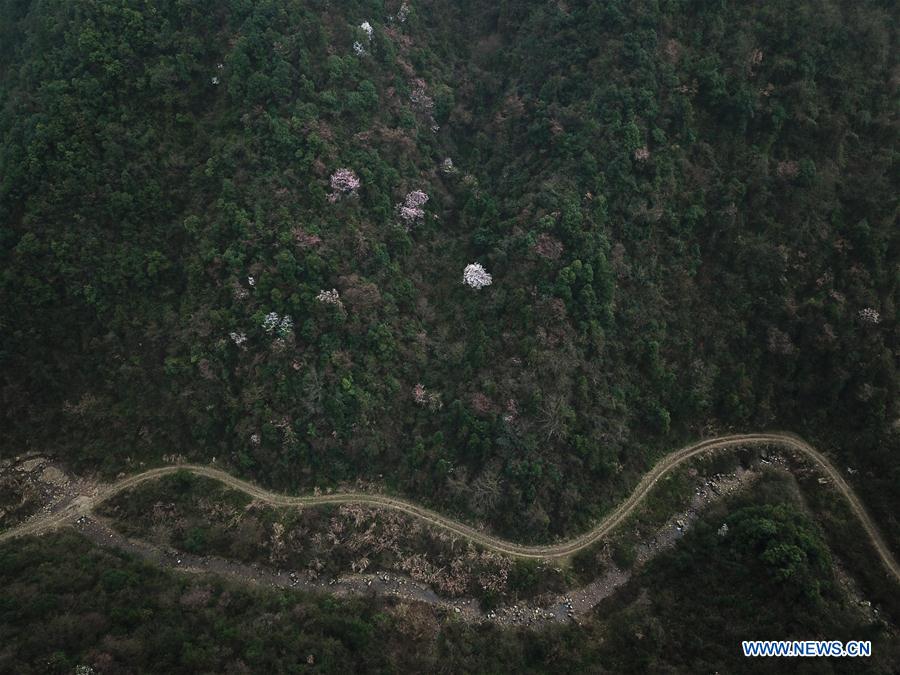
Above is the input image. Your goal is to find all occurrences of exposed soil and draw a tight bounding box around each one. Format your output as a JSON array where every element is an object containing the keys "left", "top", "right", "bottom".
[
  {"left": 1, "top": 433, "right": 898, "bottom": 629},
  {"left": 0, "top": 453, "right": 100, "bottom": 533},
  {"left": 65, "top": 463, "right": 773, "bottom": 627}
]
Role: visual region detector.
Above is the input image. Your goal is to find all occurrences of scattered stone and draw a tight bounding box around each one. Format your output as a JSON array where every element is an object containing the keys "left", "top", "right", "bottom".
[
  {"left": 40, "top": 466, "right": 68, "bottom": 487},
  {"left": 19, "top": 458, "right": 44, "bottom": 473}
]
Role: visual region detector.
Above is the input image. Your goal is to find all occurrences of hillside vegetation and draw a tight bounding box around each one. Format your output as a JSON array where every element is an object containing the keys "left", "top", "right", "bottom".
[
  {"left": 1, "top": 0, "right": 897, "bottom": 546},
  {"left": 3, "top": 484, "right": 897, "bottom": 673}
]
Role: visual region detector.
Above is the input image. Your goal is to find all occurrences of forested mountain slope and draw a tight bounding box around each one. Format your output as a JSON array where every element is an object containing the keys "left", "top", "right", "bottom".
[{"left": 1, "top": 0, "right": 897, "bottom": 546}]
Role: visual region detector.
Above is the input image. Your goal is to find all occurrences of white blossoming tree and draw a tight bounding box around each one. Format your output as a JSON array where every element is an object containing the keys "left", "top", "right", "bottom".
[
  {"left": 412, "top": 383, "right": 442, "bottom": 410},
  {"left": 277, "top": 315, "right": 294, "bottom": 337},
  {"left": 262, "top": 312, "right": 294, "bottom": 338},
  {"left": 315, "top": 288, "right": 346, "bottom": 317},
  {"left": 316, "top": 288, "right": 343, "bottom": 307},
  {"left": 409, "top": 79, "right": 434, "bottom": 113},
  {"left": 262, "top": 311, "right": 280, "bottom": 333},
  {"left": 463, "top": 263, "right": 493, "bottom": 289},
  {"left": 858, "top": 307, "right": 881, "bottom": 324}
]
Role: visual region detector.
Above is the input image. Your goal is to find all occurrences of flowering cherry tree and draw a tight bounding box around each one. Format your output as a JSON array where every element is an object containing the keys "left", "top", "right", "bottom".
[
  {"left": 262, "top": 312, "right": 294, "bottom": 338},
  {"left": 262, "top": 312, "right": 280, "bottom": 333},
  {"left": 397, "top": 190, "right": 429, "bottom": 227},
  {"left": 858, "top": 307, "right": 881, "bottom": 324},
  {"left": 316, "top": 288, "right": 344, "bottom": 309},
  {"left": 412, "top": 383, "right": 442, "bottom": 410},
  {"left": 328, "top": 168, "right": 360, "bottom": 202},
  {"left": 277, "top": 315, "right": 294, "bottom": 337},
  {"left": 353, "top": 21, "right": 372, "bottom": 57},
  {"left": 406, "top": 190, "right": 429, "bottom": 208},
  {"left": 463, "top": 263, "right": 493, "bottom": 289},
  {"left": 409, "top": 79, "right": 434, "bottom": 113},
  {"left": 412, "top": 383, "right": 427, "bottom": 404}
]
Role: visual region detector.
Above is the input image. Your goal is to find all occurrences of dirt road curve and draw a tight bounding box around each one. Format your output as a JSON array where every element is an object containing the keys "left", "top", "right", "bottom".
[{"left": 2, "top": 433, "right": 898, "bottom": 583}]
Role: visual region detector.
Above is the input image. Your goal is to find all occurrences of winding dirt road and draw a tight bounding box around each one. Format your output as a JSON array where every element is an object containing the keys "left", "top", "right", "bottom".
[{"left": 2, "top": 432, "right": 898, "bottom": 584}]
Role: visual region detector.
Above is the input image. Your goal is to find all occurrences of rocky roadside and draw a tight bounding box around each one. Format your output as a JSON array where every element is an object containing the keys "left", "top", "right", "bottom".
[
  {"left": 62, "top": 463, "right": 776, "bottom": 627},
  {"left": 5, "top": 450, "right": 886, "bottom": 631}
]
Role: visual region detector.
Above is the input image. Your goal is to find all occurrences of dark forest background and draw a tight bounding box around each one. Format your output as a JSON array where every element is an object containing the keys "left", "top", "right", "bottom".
[{"left": 1, "top": 0, "right": 897, "bottom": 549}]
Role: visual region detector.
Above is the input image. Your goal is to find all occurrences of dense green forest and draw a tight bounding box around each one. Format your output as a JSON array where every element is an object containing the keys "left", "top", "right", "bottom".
[
  {"left": 1, "top": 0, "right": 897, "bottom": 551},
  {"left": 2, "top": 486, "right": 896, "bottom": 673}
]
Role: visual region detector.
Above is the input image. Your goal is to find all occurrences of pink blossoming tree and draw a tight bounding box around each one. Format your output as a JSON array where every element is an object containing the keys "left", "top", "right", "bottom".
[
  {"left": 396, "top": 190, "right": 429, "bottom": 227},
  {"left": 328, "top": 168, "right": 360, "bottom": 202}
]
